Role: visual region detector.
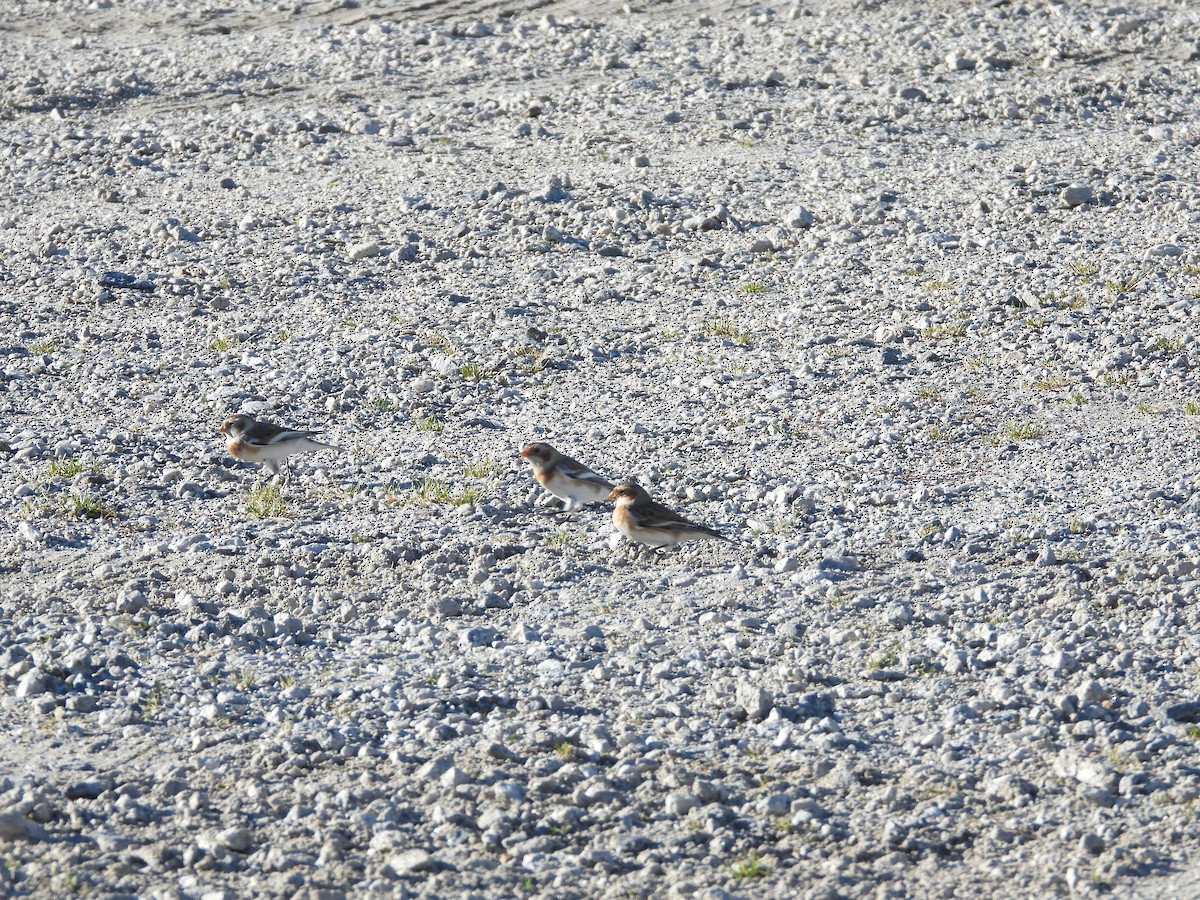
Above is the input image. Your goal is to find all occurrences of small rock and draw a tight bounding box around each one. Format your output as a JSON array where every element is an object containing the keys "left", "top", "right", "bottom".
[
  {"left": 945, "top": 52, "right": 975, "bottom": 71},
  {"left": 736, "top": 682, "right": 773, "bottom": 721},
  {"left": 348, "top": 242, "right": 380, "bottom": 260},
  {"left": 17, "top": 521, "right": 43, "bottom": 543},
  {"left": 1061, "top": 184, "right": 1094, "bottom": 208},
  {"left": 665, "top": 792, "right": 701, "bottom": 816},
  {"left": 0, "top": 812, "right": 47, "bottom": 842},
  {"left": 390, "top": 848, "right": 436, "bottom": 874},
  {"left": 784, "top": 206, "right": 814, "bottom": 229},
  {"left": 15, "top": 670, "right": 48, "bottom": 699}
]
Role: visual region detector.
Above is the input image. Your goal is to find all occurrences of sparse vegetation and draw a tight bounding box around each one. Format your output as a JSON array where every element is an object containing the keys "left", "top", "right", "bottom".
[
  {"left": 1070, "top": 259, "right": 1100, "bottom": 279},
  {"left": 514, "top": 345, "right": 552, "bottom": 373},
  {"left": 546, "top": 528, "right": 586, "bottom": 547},
  {"left": 29, "top": 339, "right": 56, "bottom": 354},
  {"left": 208, "top": 335, "right": 238, "bottom": 352},
  {"left": 424, "top": 333, "right": 455, "bottom": 355},
  {"left": 47, "top": 457, "right": 92, "bottom": 478},
  {"left": 1003, "top": 421, "right": 1043, "bottom": 441},
  {"left": 739, "top": 282, "right": 766, "bottom": 294},
  {"left": 69, "top": 493, "right": 118, "bottom": 520},
  {"left": 1105, "top": 272, "right": 1143, "bottom": 294},
  {"left": 459, "top": 361, "right": 491, "bottom": 381},
  {"left": 417, "top": 414, "right": 445, "bottom": 433},
  {"left": 1032, "top": 375, "right": 1071, "bottom": 391},
  {"left": 410, "top": 478, "right": 482, "bottom": 506},
  {"left": 730, "top": 853, "right": 770, "bottom": 879},
  {"left": 921, "top": 323, "right": 967, "bottom": 339},
  {"left": 869, "top": 641, "right": 902, "bottom": 670},
  {"left": 462, "top": 457, "right": 497, "bottom": 479},
  {"left": 703, "top": 319, "right": 755, "bottom": 346},
  {"left": 246, "top": 485, "right": 288, "bottom": 518}
]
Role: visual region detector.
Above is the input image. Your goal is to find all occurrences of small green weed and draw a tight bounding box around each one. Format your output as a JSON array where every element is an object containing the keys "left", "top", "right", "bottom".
[
  {"left": 246, "top": 485, "right": 288, "bottom": 518},
  {"left": 411, "top": 478, "right": 481, "bottom": 506},
  {"left": 545, "top": 528, "right": 586, "bottom": 548},
  {"left": 704, "top": 319, "right": 755, "bottom": 346},
  {"left": 417, "top": 414, "right": 445, "bottom": 433},
  {"left": 739, "top": 282, "right": 766, "bottom": 294},
  {"left": 29, "top": 339, "right": 56, "bottom": 354},
  {"left": 921, "top": 323, "right": 967, "bottom": 339},
  {"left": 462, "top": 457, "right": 497, "bottom": 479},
  {"left": 1105, "top": 272, "right": 1143, "bottom": 294},
  {"left": 424, "top": 333, "right": 455, "bottom": 355},
  {"left": 514, "top": 345, "right": 551, "bottom": 373},
  {"left": 47, "top": 457, "right": 91, "bottom": 478},
  {"left": 208, "top": 335, "right": 239, "bottom": 352},
  {"left": 1003, "top": 421, "right": 1043, "bottom": 441},
  {"left": 965, "top": 356, "right": 988, "bottom": 371},
  {"left": 730, "top": 853, "right": 770, "bottom": 879},
  {"left": 1070, "top": 260, "right": 1100, "bottom": 279},
  {"left": 459, "top": 362, "right": 491, "bottom": 381},
  {"left": 1032, "top": 375, "right": 1071, "bottom": 391},
  {"left": 69, "top": 493, "right": 117, "bottom": 520},
  {"left": 869, "top": 641, "right": 901, "bottom": 670}
]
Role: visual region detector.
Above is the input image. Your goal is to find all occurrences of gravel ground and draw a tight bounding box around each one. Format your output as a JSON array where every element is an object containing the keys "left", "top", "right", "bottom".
[{"left": 3, "top": 0, "right": 1200, "bottom": 897}]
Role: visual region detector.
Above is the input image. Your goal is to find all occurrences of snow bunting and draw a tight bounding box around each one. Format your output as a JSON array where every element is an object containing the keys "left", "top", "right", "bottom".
[
  {"left": 519, "top": 442, "right": 614, "bottom": 512},
  {"left": 218, "top": 414, "right": 343, "bottom": 479},
  {"left": 608, "top": 482, "right": 728, "bottom": 548}
]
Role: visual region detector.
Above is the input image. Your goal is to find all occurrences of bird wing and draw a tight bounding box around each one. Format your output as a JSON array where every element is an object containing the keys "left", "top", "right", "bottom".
[
  {"left": 246, "top": 426, "right": 320, "bottom": 447},
  {"left": 627, "top": 499, "right": 724, "bottom": 537},
  {"left": 557, "top": 456, "right": 614, "bottom": 489}
]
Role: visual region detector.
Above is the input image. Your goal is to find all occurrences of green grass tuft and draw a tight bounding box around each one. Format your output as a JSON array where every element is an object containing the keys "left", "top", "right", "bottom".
[
  {"left": 730, "top": 853, "right": 770, "bottom": 879},
  {"left": 69, "top": 493, "right": 118, "bottom": 520},
  {"left": 417, "top": 414, "right": 445, "bottom": 433},
  {"left": 1003, "top": 421, "right": 1043, "bottom": 441},
  {"left": 48, "top": 457, "right": 91, "bottom": 478},
  {"left": 246, "top": 485, "right": 288, "bottom": 518},
  {"left": 410, "top": 478, "right": 482, "bottom": 506}
]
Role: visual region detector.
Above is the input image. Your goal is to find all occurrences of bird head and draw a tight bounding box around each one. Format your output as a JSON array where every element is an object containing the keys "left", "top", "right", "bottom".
[
  {"left": 607, "top": 482, "right": 647, "bottom": 503},
  {"left": 218, "top": 414, "right": 251, "bottom": 437},
  {"left": 519, "top": 442, "right": 556, "bottom": 466}
]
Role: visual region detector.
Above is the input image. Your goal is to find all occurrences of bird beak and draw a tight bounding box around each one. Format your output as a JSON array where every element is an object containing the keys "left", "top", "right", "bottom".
[
  {"left": 217, "top": 424, "right": 227, "bottom": 434},
  {"left": 606, "top": 488, "right": 618, "bottom": 500},
  {"left": 518, "top": 447, "right": 530, "bottom": 458}
]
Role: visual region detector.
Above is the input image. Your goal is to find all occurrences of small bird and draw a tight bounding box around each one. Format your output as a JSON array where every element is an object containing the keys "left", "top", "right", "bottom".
[
  {"left": 218, "top": 413, "right": 343, "bottom": 480},
  {"left": 608, "top": 481, "right": 729, "bottom": 549},
  {"left": 519, "top": 441, "right": 614, "bottom": 512}
]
